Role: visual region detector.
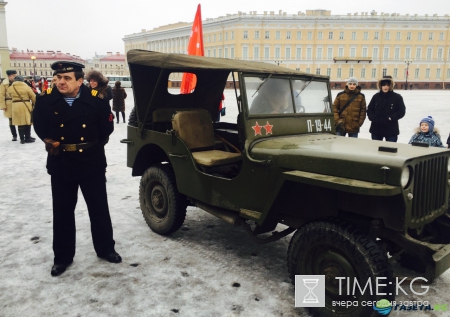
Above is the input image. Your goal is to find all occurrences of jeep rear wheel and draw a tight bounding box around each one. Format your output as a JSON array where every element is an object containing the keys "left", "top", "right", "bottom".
[
  {"left": 139, "top": 165, "right": 187, "bottom": 235},
  {"left": 287, "top": 220, "right": 393, "bottom": 317}
]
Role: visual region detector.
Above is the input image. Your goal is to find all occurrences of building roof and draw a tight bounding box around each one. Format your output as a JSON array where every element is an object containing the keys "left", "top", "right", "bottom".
[
  {"left": 100, "top": 52, "right": 126, "bottom": 62},
  {"left": 9, "top": 50, "right": 85, "bottom": 62}
]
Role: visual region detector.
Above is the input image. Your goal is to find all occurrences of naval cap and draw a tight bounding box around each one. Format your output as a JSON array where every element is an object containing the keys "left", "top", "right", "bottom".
[{"left": 51, "top": 61, "right": 85, "bottom": 74}]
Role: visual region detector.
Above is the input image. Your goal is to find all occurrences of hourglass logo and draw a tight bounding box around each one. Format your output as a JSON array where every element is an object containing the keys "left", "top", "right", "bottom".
[{"left": 295, "top": 275, "right": 325, "bottom": 307}]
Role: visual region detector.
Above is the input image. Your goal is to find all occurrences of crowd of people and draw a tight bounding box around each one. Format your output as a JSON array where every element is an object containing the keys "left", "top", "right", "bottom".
[{"left": 332, "top": 75, "right": 446, "bottom": 148}]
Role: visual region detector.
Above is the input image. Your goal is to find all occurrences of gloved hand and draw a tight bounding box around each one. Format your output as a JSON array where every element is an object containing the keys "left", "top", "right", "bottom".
[{"left": 44, "top": 138, "right": 60, "bottom": 156}]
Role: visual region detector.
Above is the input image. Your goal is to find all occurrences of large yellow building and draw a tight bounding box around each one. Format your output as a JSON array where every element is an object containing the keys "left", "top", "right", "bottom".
[{"left": 123, "top": 9, "right": 450, "bottom": 89}]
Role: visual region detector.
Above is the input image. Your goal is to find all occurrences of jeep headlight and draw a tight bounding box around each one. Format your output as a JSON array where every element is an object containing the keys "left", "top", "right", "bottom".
[{"left": 401, "top": 166, "right": 412, "bottom": 188}]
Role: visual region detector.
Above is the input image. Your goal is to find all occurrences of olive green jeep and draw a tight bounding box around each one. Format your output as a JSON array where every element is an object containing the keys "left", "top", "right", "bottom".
[{"left": 122, "top": 50, "right": 450, "bottom": 316}]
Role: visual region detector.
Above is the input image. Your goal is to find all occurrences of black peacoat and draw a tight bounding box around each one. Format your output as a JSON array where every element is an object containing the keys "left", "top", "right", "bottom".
[
  {"left": 367, "top": 91, "right": 405, "bottom": 137},
  {"left": 33, "top": 85, "right": 114, "bottom": 180}
]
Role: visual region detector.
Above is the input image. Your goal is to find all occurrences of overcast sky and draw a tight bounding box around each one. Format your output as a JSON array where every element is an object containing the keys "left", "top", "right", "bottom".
[{"left": 4, "top": 0, "right": 450, "bottom": 60}]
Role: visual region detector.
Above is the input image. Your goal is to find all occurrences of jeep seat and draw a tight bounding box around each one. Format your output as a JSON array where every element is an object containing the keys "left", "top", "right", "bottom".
[{"left": 172, "top": 109, "right": 242, "bottom": 167}]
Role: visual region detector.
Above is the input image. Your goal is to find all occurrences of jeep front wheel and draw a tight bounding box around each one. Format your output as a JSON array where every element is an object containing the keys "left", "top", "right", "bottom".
[
  {"left": 287, "top": 220, "right": 393, "bottom": 317},
  {"left": 139, "top": 165, "right": 187, "bottom": 235}
]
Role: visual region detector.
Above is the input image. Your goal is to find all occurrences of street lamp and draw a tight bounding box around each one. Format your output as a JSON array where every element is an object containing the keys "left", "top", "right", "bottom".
[
  {"left": 404, "top": 59, "right": 412, "bottom": 90},
  {"left": 30, "top": 56, "right": 36, "bottom": 79},
  {"left": 275, "top": 60, "right": 282, "bottom": 66}
]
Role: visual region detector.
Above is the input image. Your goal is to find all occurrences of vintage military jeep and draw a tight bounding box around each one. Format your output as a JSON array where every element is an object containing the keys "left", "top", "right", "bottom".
[{"left": 122, "top": 50, "right": 450, "bottom": 316}]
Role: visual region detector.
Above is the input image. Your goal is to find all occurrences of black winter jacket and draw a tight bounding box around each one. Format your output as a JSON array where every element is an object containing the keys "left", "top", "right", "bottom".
[{"left": 367, "top": 91, "right": 405, "bottom": 137}]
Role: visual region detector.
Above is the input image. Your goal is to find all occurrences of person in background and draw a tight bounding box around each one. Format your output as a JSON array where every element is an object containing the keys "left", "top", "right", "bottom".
[
  {"left": 0, "top": 69, "right": 18, "bottom": 141},
  {"left": 332, "top": 77, "right": 366, "bottom": 138},
  {"left": 86, "top": 70, "right": 113, "bottom": 104},
  {"left": 367, "top": 75, "right": 406, "bottom": 142},
  {"left": 50, "top": 72, "right": 58, "bottom": 88},
  {"left": 217, "top": 93, "right": 225, "bottom": 122},
  {"left": 25, "top": 76, "right": 39, "bottom": 95},
  {"left": 112, "top": 81, "right": 127, "bottom": 124},
  {"left": 409, "top": 116, "right": 444, "bottom": 147},
  {"left": 39, "top": 77, "right": 49, "bottom": 92},
  {"left": 33, "top": 61, "right": 121, "bottom": 277},
  {"left": 7, "top": 76, "right": 36, "bottom": 144}
]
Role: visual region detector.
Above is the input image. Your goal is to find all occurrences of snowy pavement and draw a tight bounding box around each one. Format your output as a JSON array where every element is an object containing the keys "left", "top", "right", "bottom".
[{"left": 1, "top": 87, "right": 450, "bottom": 317}]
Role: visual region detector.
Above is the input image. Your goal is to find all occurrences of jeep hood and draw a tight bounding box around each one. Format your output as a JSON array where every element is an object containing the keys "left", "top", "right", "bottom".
[{"left": 249, "top": 134, "right": 448, "bottom": 186}]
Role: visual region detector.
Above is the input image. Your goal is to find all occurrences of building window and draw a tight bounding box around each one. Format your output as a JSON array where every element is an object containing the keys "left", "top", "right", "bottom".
[
  {"left": 436, "top": 68, "right": 441, "bottom": 78},
  {"left": 224, "top": 48, "right": 228, "bottom": 58},
  {"left": 349, "top": 68, "right": 354, "bottom": 77},
  {"left": 425, "top": 68, "right": 430, "bottom": 78},
  {"left": 317, "top": 47, "right": 322, "bottom": 59},
  {"left": 242, "top": 47, "right": 248, "bottom": 59},
  {"left": 351, "top": 32, "right": 356, "bottom": 40},
  {"left": 405, "top": 48, "right": 411, "bottom": 58},
  {"left": 339, "top": 31, "right": 344, "bottom": 40},
  {"left": 374, "top": 32, "right": 379, "bottom": 40},
  {"left": 207, "top": 50, "right": 211, "bottom": 57},
  {"left": 414, "top": 68, "right": 419, "bottom": 78},
  {"left": 350, "top": 47, "right": 356, "bottom": 57},
  {"left": 438, "top": 48, "right": 443, "bottom": 59},
  {"left": 243, "top": 31, "right": 248, "bottom": 39},
  {"left": 231, "top": 31, "right": 234, "bottom": 40},
  {"left": 429, "top": 32, "right": 434, "bottom": 40},
  {"left": 373, "top": 48, "right": 379, "bottom": 59},
  {"left": 385, "top": 32, "right": 390, "bottom": 40},
  {"left": 427, "top": 48, "right": 432, "bottom": 59},
  {"left": 286, "top": 31, "right": 291, "bottom": 39},
  {"left": 265, "top": 31, "right": 270, "bottom": 39},
  {"left": 213, "top": 34, "right": 216, "bottom": 42},
  {"left": 406, "top": 32, "right": 411, "bottom": 40},
  {"left": 276, "top": 31, "right": 281, "bottom": 40},
  {"left": 361, "top": 68, "right": 366, "bottom": 78},
  {"left": 219, "top": 33, "right": 222, "bottom": 41},
  {"left": 275, "top": 47, "right": 281, "bottom": 58},
  {"left": 328, "top": 32, "right": 333, "bottom": 40},
  {"left": 230, "top": 47, "right": 234, "bottom": 58},
  {"left": 306, "top": 47, "right": 312, "bottom": 60},
  {"left": 393, "top": 68, "right": 398, "bottom": 78},
  {"left": 371, "top": 68, "right": 377, "bottom": 78},
  {"left": 363, "top": 32, "right": 368, "bottom": 40},
  {"left": 318, "top": 31, "right": 323, "bottom": 40},
  {"left": 213, "top": 49, "right": 216, "bottom": 57},
  {"left": 362, "top": 47, "right": 368, "bottom": 58},
  {"left": 327, "top": 68, "right": 331, "bottom": 77},
  {"left": 286, "top": 47, "right": 291, "bottom": 60},
  {"left": 337, "top": 68, "right": 342, "bottom": 78},
  {"left": 338, "top": 47, "right": 344, "bottom": 57},
  {"left": 316, "top": 68, "right": 321, "bottom": 75},
  {"left": 254, "top": 31, "right": 259, "bottom": 39},
  {"left": 207, "top": 35, "right": 210, "bottom": 42},
  {"left": 296, "top": 47, "right": 302, "bottom": 59},
  {"left": 307, "top": 31, "right": 312, "bottom": 40},
  {"left": 439, "top": 32, "right": 444, "bottom": 41},
  {"left": 264, "top": 47, "right": 270, "bottom": 59},
  {"left": 327, "top": 47, "right": 333, "bottom": 59},
  {"left": 254, "top": 47, "right": 259, "bottom": 59},
  {"left": 225, "top": 32, "right": 228, "bottom": 40},
  {"left": 296, "top": 31, "right": 302, "bottom": 40},
  {"left": 447, "top": 68, "right": 450, "bottom": 78},
  {"left": 382, "top": 68, "right": 387, "bottom": 77},
  {"left": 418, "top": 32, "right": 422, "bottom": 40},
  {"left": 383, "top": 48, "right": 389, "bottom": 59},
  {"left": 306, "top": 68, "right": 311, "bottom": 74},
  {"left": 396, "top": 32, "right": 401, "bottom": 40},
  {"left": 416, "top": 48, "right": 421, "bottom": 59}
]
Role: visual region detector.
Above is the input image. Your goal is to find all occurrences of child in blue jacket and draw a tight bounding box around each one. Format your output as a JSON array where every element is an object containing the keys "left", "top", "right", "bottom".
[{"left": 408, "top": 116, "right": 444, "bottom": 148}]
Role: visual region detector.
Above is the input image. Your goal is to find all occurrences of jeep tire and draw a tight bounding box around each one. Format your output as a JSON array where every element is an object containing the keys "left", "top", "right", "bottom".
[
  {"left": 139, "top": 165, "right": 187, "bottom": 235},
  {"left": 287, "top": 219, "right": 393, "bottom": 317}
]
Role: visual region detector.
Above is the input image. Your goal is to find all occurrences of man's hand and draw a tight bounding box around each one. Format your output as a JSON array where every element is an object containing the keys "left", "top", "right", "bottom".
[{"left": 43, "top": 138, "right": 60, "bottom": 156}]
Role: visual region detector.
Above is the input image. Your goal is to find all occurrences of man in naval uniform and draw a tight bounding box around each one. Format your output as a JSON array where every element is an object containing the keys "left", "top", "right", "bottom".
[{"left": 33, "top": 61, "right": 121, "bottom": 276}]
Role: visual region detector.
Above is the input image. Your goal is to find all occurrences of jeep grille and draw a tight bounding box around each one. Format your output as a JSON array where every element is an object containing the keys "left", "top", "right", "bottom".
[{"left": 411, "top": 156, "right": 448, "bottom": 223}]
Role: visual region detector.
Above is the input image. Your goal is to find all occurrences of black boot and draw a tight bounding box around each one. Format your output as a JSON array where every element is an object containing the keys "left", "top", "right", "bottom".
[
  {"left": 122, "top": 112, "right": 126, "bottom": 123},
  {"left": 18, "top": 126, "right": 26, "bottom": 144},
  {"left": 10, "top": 125, "right": 17, "bottom": 141},
  {"left": 24, "top": 126, "right": 35, "bottom": 143}
]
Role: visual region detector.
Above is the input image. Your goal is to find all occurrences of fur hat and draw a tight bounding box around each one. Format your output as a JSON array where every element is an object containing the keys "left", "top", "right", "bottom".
[
  {"left": 6, "top": 70, "right": 17, "bottom": 76},
  {"left": 420, "top": 116, "right": 435, "bottom": 133},
  {"left": 377, "top": 75, "right": 394, "bottom": 91},
  {"left": 347, "top": 77, "right": 358, "bottom": 85},
  {"left": 85, "top": 70, "right": 109, "bottom": 86}
]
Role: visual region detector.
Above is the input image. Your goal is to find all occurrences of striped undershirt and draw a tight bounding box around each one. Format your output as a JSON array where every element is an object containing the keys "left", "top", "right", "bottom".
[{"left": 63, "top": 88, "right": 82, "bottom": 106}]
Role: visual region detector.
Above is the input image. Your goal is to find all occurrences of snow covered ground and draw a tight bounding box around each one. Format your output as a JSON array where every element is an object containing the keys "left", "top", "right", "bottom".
[{"left": 1, "top": 87, "right": 450, "bottom": 317}]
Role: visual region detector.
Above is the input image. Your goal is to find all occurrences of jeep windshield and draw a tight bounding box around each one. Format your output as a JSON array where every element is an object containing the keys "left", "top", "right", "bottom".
[{"left": 245, "top": 76, "right": 331, "bottom": 115}]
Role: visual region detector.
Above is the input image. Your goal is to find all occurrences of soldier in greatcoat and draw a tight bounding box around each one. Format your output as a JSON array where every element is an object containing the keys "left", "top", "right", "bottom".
[
  {"left": 33, "top": 61, "right": 122, "bottom": 277},
  {"left": 0, "top": 70, "right": 18, "bottom": 141}
]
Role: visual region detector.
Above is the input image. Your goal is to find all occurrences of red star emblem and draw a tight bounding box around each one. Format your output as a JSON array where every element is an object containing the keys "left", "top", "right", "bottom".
[
  {"left": 263, "top": 121, "right": 273, "bottom": 135},
  {"left": 252, "top": 121, "right": 262, "bottom": 136}
]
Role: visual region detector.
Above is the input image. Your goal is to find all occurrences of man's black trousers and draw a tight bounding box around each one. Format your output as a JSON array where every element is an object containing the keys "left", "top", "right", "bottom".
[{"left": 51, "top": 170, "right": 115, "bottom": 265}]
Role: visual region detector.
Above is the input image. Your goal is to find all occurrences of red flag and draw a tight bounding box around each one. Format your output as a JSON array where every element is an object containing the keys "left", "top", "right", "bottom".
[{"left": 180, "top": 4, "right": 204, "bottom": 94}]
